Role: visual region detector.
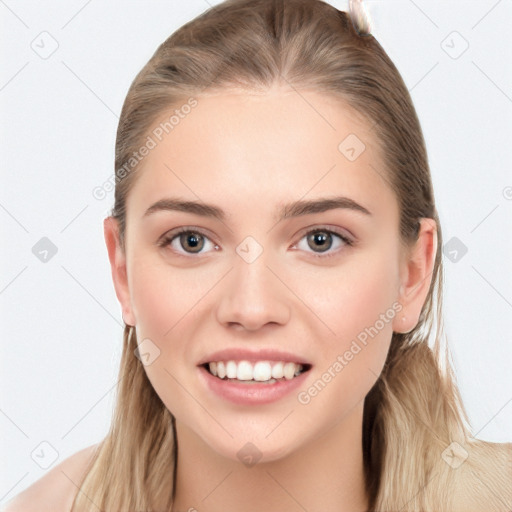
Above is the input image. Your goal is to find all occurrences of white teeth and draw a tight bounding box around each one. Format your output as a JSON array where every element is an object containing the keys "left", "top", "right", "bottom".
[
  {"left": 253, "top": 361, "right": 272, "bottom": 381},
  {"left": 271, "top": 361, "right": 284, "bottom": 379},
  {"left": 237, "top": 361, "right": 253, "bottom": 381},
  {"left": 217, "top": 361, "right": 226, "bottom": 379},
  {"left": 283, "top": 362, "right": 296, "bottom": 380},
  {"left": 226, "top": 361, "right": 237, "bottom": 379},
  {"left": 206, "top": 360, "right": 305, "bottom": 382}
]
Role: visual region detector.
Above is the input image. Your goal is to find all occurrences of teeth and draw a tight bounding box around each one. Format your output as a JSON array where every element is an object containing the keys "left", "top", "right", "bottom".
[
  {"left": 217, "top": 361, "right": 226, "bottom": 379},
  {"left": 271, "top": 361, "right": 284, "bottom": 379},
  {"left": 284, "top": 362, "right": 297, "bottom": 380},
  {"left": 226, "top": 361, "right": 237, "bottom": 379},
  {"left": 237, "top": 361, "right": 253, "bottom": 380},
  {"left": 253, "top": 361, "right": 271, "bottom": 381},
  {"left": 207, "top": 360, "right": 304, "bottom": 382}
]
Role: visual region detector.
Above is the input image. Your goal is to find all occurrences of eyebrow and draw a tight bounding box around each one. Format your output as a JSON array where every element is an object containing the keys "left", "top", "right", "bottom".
[{"left": 142, "top": 195, "right": 372, "bottom": 222}]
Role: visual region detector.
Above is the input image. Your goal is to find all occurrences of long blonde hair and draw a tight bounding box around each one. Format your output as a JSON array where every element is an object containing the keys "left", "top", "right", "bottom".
[{"left": 72, "top": 1, "right": 505, "bottom": 510}]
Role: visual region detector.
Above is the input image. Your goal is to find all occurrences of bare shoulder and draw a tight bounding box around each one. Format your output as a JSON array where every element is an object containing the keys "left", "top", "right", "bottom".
[
  {"left": 450, "top": 439, "right": 512, "bottom": 512},
  {"left": 3, "top": 443, "right": 100, "bottom": 512}
]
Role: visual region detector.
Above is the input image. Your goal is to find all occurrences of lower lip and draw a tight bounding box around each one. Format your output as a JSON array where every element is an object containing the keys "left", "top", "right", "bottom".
[{"left": 198, "top": 365, "right": 310, "bottom": 405}]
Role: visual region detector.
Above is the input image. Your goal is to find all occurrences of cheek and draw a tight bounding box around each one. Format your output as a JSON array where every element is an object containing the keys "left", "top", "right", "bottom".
[
  {"left": 292, "top": 264, "right": 398, "bottom": 415},
  {"left": 293, "top": 250, "right": 400, "bottom": 340},
  {"left": 127, "top": 260, "right": 207, "bottom": 415},
  {"left": 128, "top": 255, "right": 210, "bottom": 338},
  {"left": 290, "top": 250, "right": 399, "bottom": 391}
]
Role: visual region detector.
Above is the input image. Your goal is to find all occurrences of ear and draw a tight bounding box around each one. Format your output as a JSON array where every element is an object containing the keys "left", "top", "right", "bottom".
[
  {"left": 392, "top": 218, "right": 438, "bottom": 334},
  {"left": 104, "top": 216, "right": 136, "bottom": 326}
]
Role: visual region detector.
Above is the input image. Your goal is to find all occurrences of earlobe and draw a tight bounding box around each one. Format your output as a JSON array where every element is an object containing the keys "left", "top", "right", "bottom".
[
  {"left": 103, "top": 216, "right": 136, "bottom": 326},
  {"left": 393, "top": 218, "right": 438, "bottom": 334}
]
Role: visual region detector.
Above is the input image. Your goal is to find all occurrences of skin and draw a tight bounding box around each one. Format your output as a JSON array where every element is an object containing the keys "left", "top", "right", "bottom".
[{"left": 103, "top": 86, "right": 437, "bottom": 512}]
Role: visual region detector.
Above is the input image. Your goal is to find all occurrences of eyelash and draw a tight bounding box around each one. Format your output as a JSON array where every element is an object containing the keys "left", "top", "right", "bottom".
[{"left": 158, "top": 225, "right": 354, "bottom": 260}]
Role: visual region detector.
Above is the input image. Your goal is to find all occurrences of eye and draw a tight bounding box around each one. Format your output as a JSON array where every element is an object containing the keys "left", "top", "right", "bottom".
[
  {"left": 292, "top": 227, "right": 353, "bottom": 259},
  {"left": 158, "top": 225, "right": 353, "bottom": 259},
  {"left": 158, "top": 227, "right": 218, "bottom": 256}
]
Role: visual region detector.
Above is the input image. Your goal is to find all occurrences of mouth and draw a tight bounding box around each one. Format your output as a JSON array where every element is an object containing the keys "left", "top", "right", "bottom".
[{"left": 200, "top": 360, "right": 312, "bottom": 384}]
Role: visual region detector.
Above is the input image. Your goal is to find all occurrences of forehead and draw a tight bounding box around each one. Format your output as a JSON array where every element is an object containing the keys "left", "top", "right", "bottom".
[{"left": 126, "top": 88, "right": 398, "bottom": 224}]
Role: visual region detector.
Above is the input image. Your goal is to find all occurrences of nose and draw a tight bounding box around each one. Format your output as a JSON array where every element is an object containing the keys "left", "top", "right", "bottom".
[{"left": 215, "top": 253, "right": 291, "bottom": 332}]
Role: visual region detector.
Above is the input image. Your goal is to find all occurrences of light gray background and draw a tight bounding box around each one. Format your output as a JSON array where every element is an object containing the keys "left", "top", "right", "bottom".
[{"left": 1, "top": 0, "right": 511, "bottom": 503}]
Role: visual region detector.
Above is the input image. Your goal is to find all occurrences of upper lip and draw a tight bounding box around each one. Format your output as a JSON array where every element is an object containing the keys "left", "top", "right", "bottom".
[{"left": 197, "top": 348, "right": 312, "bottom": 366}]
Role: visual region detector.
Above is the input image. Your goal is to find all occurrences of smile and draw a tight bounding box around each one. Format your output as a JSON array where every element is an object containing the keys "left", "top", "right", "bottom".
[
  {"left": 199, "top": 360, "right": 312, "bottom": 405},
  {"left": 204, "top": 360, "right": 309, "bottom": 383}
]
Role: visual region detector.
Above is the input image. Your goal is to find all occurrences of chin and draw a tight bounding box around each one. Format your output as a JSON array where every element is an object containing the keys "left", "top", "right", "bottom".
[{"left": 198, "top": 426, "right": 302, "bottom": 466}]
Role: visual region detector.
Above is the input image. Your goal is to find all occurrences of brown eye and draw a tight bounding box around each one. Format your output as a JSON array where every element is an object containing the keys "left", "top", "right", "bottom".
[
  {"left": 158, "top": 228, "right": 217, "bottom": 256},
  {"left": 179, "top": 231, "right": 204, "bottom": 253},
  {"left": 306, "top": 231, "right": 333, "bottom": 253},
  {"left": 294, "top": 227, "right": 353, "bottom": 259}
]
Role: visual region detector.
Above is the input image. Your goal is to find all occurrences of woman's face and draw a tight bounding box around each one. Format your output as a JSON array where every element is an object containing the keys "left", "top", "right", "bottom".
[{"left": 109, "top": 88, "right": 415, "bottom": 463}]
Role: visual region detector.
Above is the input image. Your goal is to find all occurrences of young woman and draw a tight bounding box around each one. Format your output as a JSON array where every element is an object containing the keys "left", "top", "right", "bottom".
[{"left": 6, "top": 0, "right": 511, "bottom": 511}]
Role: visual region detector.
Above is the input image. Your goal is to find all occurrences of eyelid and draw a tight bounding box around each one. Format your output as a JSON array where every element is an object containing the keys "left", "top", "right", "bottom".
[
  {"left": 293, "top": 224, "right": 354, "bottom": 245},
  {"left": 157, "top": 226, "right": 219, "bottom": 256},
  {"left": 158, "top": 224, "right": 354, "bottom": 258},
  {"left": 290, "top": 224, "right": 354, "bottom": 259}
]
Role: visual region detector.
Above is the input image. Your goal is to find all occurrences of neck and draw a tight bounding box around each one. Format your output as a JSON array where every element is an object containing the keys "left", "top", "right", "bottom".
[{"left": 171, "top": 400, "right": 369, "bottom": 512}]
